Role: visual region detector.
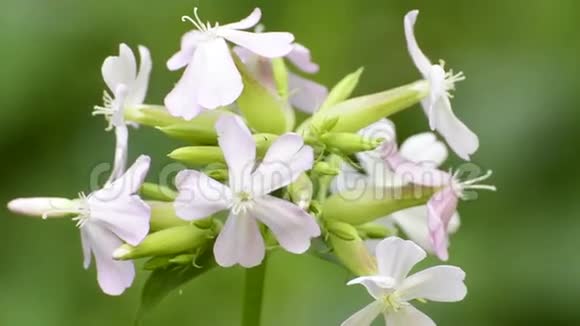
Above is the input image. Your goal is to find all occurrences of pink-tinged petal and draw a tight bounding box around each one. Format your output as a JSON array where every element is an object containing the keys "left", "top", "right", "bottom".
[
  {"left": 251, "top": 133, "right": 313, "bottom": 196},
  {"left": 87, "top": 195, "right": 150, "bottom": 246},
  {"left": 233, "top": 45, "right": 256, "bottom": 63},
  {"left": 432, "top": 97, "right": 479, "bottom": 161},
  {"left": 216, "top": 115, "right": 256, "bottom": 193},
  {"left": 218, "top": 29, "right": 294, "bottom": 58},
  {"left": 386, "top": 305, "right": 436, "bottom": 326},
  {"left": 340, "top": 301, "right": 383, "bottom": 326},
  {"left": 174, "top": 170, "right": 232, "bottom": 221},
  {"left": 7, "top": 197, "right": 77, "bottom": 218},
  {"left": 375, "top": 237, "right": 426, "bottom": 283},
  {"left": 288, "top": 73, "right": 328, "bottom": 113},
  {"left": 398, "top": 266, "right": 467, "bottom": 302},
  {"left": 427, "top": 187, "right": 459, "bottom": 261},
  {"left": 390, "top": 206, "right": 431, "bottom": 252},
  {"left": 214, "top": 212, "right": 265, "bottom": 268},
  {"left": 347, "top": 275, "right": 396, "bottom": 300},
  {"left": 252, "top": 195, "right": 320, "bottom": 254},
  {"left": 164, "top": 59, "right": 204, "bottom": 120},
  {"left": 194, "top": 38, "right": 244, "bottom": 109},
  {"left": 81, "top": 223, "right": 135, "bottom": 296},
  {"left": 221, "top": 8, "right": 262, "bottom": 30},
  {"left": 102, "top": 43, "right": 137, "bottom": 94},
  {"left": 98, "top": 155, "right": 151, "bottom": 200},
  {"left": 167, "top": 31, "right": 203, "bottom": 71},
  {"left": 125, "top": 45, "right": 152, "bottom": 106},
  {"left": 286, "top": 43, "right": 319, "bottom": 73},
  {"left": 391, "top": 160, "right": 453, "bottom": 188},
  {"left": 404, "top": 10, "right": 432, "bottom": 77},
  {"left": 399, "top": 132, "right": 448, "bottom": 167}
]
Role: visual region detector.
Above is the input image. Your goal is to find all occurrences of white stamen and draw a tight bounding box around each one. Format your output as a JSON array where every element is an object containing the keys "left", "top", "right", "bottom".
[
  {"left": 453, "top": 170, "right": 497, "bottom": 199},
  {"left": 93, "top": 91, "right": 116, "bottom": 131},
  {"left": 181, "top": 7, "right": 214, "bottom": 33}
]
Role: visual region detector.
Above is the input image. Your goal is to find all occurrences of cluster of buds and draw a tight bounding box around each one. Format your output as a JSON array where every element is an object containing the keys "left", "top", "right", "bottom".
[{"left": 7, "top": 7, "right": 495, "bottom": 326}]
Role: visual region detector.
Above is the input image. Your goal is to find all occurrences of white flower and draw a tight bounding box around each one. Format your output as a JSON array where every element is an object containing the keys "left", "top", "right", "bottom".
[
  {"left": 333, "top": 120, "right": 461, "bottom": 256},
  {"left": 404, "top": 10, "right": 479, "bottom": 161},
  {"left": 7, "top": 156, "right": 152, "bottom": 295},
  {"left": 341, "top": 237, "right": 467, "bottom": 326},
  {"left": 94, "top": 44, "right": 152, "bottom": 182},
  {"left": 165, "top": 8, "right": 295, "bottom": 120},
  {"left": 234, "top": 42, "right": 328, "bottom": 113},
  {"left": 174, "top": 115, "right": 320, "bottom": 267}
]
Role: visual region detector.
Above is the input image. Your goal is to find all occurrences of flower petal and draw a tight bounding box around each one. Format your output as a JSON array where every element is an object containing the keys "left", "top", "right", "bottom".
[
  {"left": 431, "top": 96, "right": 479, "bottom": 161},
  {"left": 174, "top": 170, "right": 232, "bottom": 221},
  {"left": 252, "top": 195, "right": 320, "bottom": 254},
  {"left": 404, "top": 10, "right": 432, "bottom": 77},
  {"left": 125, "top": 45, "right": 152, "bottom": 107},
  {"left": 164, "top": 57, "right": 204, "bottom": 120},
  {"left": 288, "top": 72, "right": 328, "bottom": 113},
  {"left": 80, "top": 228, "right": 92, "bottom": 269},
  {"left": 427, "top": 187, "right": 459, "bottom": 261},
  {"left": 218, "top": 29, "right": 294, "bottom": 58},
  {"left": 386, "top": 304, "right": 436, "bottom": 326},
  {"left": 7, "top": 197, "right": 77, "bottom": 218},
  {"left": 167, "top": 31, "right": 203, "bottom": 71},
  {"left": 399, "top": 132, "right": 447, "bottom": 167},
  {"left": 107, "top": 125, "right": 129, "bottom": 184},
  {"left": 221, "top": 8, "right": 262, "bottom": 30},
  {"left": 251, "top": 133, "right": 313, "bottom": 196},
  {"left": 390, "top": 206, "right": 431, "bottom": 252},
  {"left": 398, "top": 265, "right": 467, "bottom": 302},
  {"left": 347, "top": 275, "right": 396, "bottom": 299},
  {"left": 215, "top": 115, "right": 256, "bottom": 193},
  {"left": 81, "top": 223, "right": 135, "bottom": 296},
  {"left": 99, "top": 155, "right": 151, "bottom": 200},
  {"left": 194, "top": 38, "right": 244, "bottom": 109},
  {"left": 375, "top": 237, "right": 426, "bottom": 283},
  {"left": 286, "top": 43, "right": 319, "bottom": 73},
  {"left": 340, "top": 301, "right": 383, "bottom": 326},
  {"left": 214, "top": 212, "right": 265, "bottom": 268},
  {"left": 391, "top": 161, "right": 453, "bottom": 188},
  {"left": 101, "top": 43, "right": 137, "bottom": 94}
]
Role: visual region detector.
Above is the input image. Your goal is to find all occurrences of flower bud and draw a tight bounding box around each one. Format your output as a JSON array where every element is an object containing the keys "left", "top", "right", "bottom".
[
  {"left": 148, "top": 201, "right": 188, "bottom": 232},
  {"left": 313, "top": 162, "right": 340, "bottom": 176},
  {"left": 168, "top": 146, "right": 225, "bottom": 166},
  {"left": 156, "top": 110, "right": 229, "bottom": 145},
  {"left": 124, "top": 105, "right": 184, "bottom": 127},
  {"left": 287, "top": 173, "right": 314, "bottom": 209},
  {"left": 327, "top": 221, "right": 377, "bottom": 276},
  {"left": 319, "top": 67, "right": 364, "bottom": 112},
  {"left": 320, "top": 132, "right": 383, "bottom": 155},
  {"left": 323, "top": 185, "right": 438, "bottom": 225},
  {"left": 7, "top": 197, "right": 78, "bottom": 218},
  {"left": 140, "top": 183, "right": 177, "bottom": 202},
  {"left": 311, "top": 80, "right": 429, "bottom": 133},
  {"left": 356, "top": 223, "right": 398, "bottom": 239}
]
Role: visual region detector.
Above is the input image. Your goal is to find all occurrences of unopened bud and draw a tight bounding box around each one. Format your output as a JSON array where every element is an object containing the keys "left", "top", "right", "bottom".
[
  {"left": 140, "top": 183, "right": 177, "bottom": 202},
  {"left": 320, "top": 132, "right": 383, "bottom": 155},
  {"left": 328, "top": 221, "right": 377, "bottom": 276},
  {"left": 356, "top": 223, "right": 398, "bottom": 239},
  {"left": 148, "top": 201, "right": 188, "bottom": 232},
  {"left": 288, "top": 173, "right": 314, "bottom": 209},
  {"left": 156, "top": 110, "right": 228, "bottom": 145},
  {"left": 7, "top": 197, "right": 78, "bottom": 219},
  {"left": 168, "top": 146, "right": 225, "bottom": 166},
  {"left": 319, "top": 67, "right": 364, "bottom": 112},
  {"left": 313, "top": 162, "right": 340, "bottom": 176},
  {"left": 124, "top": 105, "right": 184, "bottom": 127}
]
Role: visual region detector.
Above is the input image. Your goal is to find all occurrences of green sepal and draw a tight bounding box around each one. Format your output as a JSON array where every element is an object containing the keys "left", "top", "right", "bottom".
[
  {"left": 140, "top": 183, "right": 177, "bottom": 202},
  {"left": 155, "top": 110, "right": 230, "bottom": 145},
  {"left": 356, "top": 222, "right": 398, "bottom": 239},
  {"left": 148, "top": 201, "right": 188, "bottom": 232},
  {"left": 319, "top": 67, "right": 364, "bottom": 112},
  {"left": 321, "top": 132, "right": 383, "bottom": 155},
  {"left": 327, "top": 221, "right": 377, "bottom": 276},
  {"left": 271, "top": 57, "right": 289, "bottom": 99},
  {"left": 124, "top": 105, "right": 184, "bottom": 128}
]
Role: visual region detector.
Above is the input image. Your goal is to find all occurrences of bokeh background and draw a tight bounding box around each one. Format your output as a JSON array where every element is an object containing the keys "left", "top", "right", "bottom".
[{"left": 1, "top": 0, "right": 579, "bottom": 325}]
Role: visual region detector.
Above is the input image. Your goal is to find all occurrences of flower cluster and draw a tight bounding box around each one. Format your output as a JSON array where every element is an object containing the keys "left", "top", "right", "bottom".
[{"left": 7, "top": 7, "right": 494, "bottom": 325}]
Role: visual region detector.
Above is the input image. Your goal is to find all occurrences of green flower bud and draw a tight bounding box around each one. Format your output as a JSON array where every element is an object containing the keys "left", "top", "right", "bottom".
[
  {"left": 311, "top": 80, "right": 429, "bottom": 133},
  {"left": 140, "top": 183, "right": 177, "bottom": 202},
  {"left": 320, "top": 132, "right": 383, "bottom": 155},
  {"left": 356, "top": 222, "right": 398, "bottom": 239},
  {"left": 156, "top": 110, "right": 229, "bottom": 145},
  {"left": 113, "top": 224, "right": 217, "bottom": 260},
  {"left": 124, "top": 105, "right": 184, "bottom": 127},
  {"left": 328, "top": 221, "right": 377, "bottom": 276},
  {"left": 253, "top": 133, "right": 279, "bottom": 157},
  {"left": 168, "top": 146, "right": 225, "bottom": 166},
  {"left": 148, "top": 201, "right": 188, "bottom": 232},
  {"left": 313, "top": 162, "right": 340, "bottom": 176},
  {"left": 168, "top": 254, "right": 195, "bottom": 265},
  {"left": 203, "top": 164, "right": 229, "bottom": 182},
  {"left": 319, "top": 67, "right": 364, "bottom": 112},
  {"left": 287, "top": 173, "right": 314, "bottom": 209},
  {"left": 143, "top": 256, "right": 173, "bottom": 271},
  {"left": 323, "top": 185, "right": 438, "bottom": 225}
]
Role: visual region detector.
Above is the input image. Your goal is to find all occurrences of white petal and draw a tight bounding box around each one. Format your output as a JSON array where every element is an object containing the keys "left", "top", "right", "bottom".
[
  {"left": 347, "top": 275, "right": 396, "bottom": 300},
  {"left": 125, "top": 45, "right": 152, "bottom": 106},
  {"left": 164, "top": 57, "right": 204, "bottom": 120},
  {"left": 286, "top": 43, "right": 319, "bottom": 73},
  {"left": 101, "top": 43, "right": 137, "bottom": 94},
  {"left": 391, "top": 206, "right": 432, "bottom": 252},
  {"left": 375, "top": 237, "right": 426, "bottom": 283},
  {"left": 251, "top": 133, "right": 313, "bottom": 196},
  {"left": 398, "top": 266, "right": 467, "bottom": 302},
  {"left": 194, "top": 38, "right": 244, "bottom": 109},
  {"left": 99, "top": 155, "right": 151, "bottom": 199},
  {"left": 214, "top": 212, "right": 265, "bottom": 268},
  {"left": 221, "top": 8, "right": 262, "bottom": 30},
  {"left": 288, "top": 73, "right": 328, "bottom": 113},
  {"left": 7, "top": 197, "right": 77, "bottom": 218},
  {"left": 432, "top": 97, "right": 479, "bottom": 161},
  {"left": 386, "top": 304, "right": 436, "bottom": 326},
  {"left": 341, "top": 301, "right": 383, "bottom": 326},
  {"left": 81, "top": 223, "right": 135, "bottom": 296},
  {"left": 106, "top": 125, "right": 129, "bottom": 184},
  {"left": 218, "top": 29, "right": 294, "bottom": 58},
  {"left": 87, "top": 194, "right": 150, "bottom": 246},
  {"left": 404, "top": 10, "right": 432, "bottom": 77},
  {"left": 400, "top": 132, "right": 448, "bottom": 167},
  {"left": 167, "top": 31, "right": 203, "bottom": 71},
  {"left": 80, "top": 228, "right": 92, "bottom": 269},
  {"left": 174, "top": 170, "right": 232, "bottom": 221},
  {"left": 252, "top": 195, "right": 320, "bottom": 253},
  {"left": 216, "top": 115, "right": 256, "bottom": 193}
]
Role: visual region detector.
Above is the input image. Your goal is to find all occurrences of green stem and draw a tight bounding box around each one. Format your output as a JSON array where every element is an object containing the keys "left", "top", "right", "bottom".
[{"left": 241, "top": 261, "right": 267, "bottom": 326}]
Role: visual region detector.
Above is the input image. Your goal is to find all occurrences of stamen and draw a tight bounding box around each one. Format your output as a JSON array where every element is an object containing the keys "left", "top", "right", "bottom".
[
  {"left": 463, "top": 170, "right": 493, "bottom": 185},
  {"left": 464, "top": 184, "right": 497, "bottom": 191},
  {"left": 181, "top": 7, "right": 208, "bottom": 32}
]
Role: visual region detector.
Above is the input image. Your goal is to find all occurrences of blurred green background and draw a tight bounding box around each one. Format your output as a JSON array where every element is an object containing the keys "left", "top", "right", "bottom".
[{"left": 1, "top": 0, "right": 579, "bottom": 325}]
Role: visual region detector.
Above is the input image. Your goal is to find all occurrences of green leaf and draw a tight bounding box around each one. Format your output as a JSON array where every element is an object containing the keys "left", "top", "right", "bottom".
[{"left": 135, "top": 252, "right": 216, "bottom": 325}]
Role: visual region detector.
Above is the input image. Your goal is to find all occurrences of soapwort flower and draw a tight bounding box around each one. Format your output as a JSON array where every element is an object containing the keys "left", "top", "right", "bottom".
[
  {"left": 341, "top": 237, "right": 467, "bottom": 326},
  {"left": 165, "top": 8, "right": 295, "bottom": 119},
  {"left": 174, "top": 115, "right": 320, "bottom": 267},
  {"left": 404, "top": 10, "right": 479, "bottom": 161},
  {"left": 7, "top": 156, "right": 152, "bottom": 295},
  {"left": 93, "top": 44, "right": 152, "bottom": 182}
]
